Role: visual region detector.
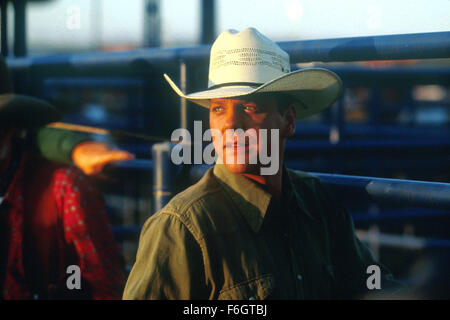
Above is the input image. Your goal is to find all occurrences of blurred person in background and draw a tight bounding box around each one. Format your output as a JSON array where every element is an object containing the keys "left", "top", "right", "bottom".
[{"left": 0, "top": 56, "right": 128, "bottom": 299}]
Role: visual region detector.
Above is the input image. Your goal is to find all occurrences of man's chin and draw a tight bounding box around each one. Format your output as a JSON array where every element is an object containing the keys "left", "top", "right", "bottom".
[{"left": 222, "top": 163, "right": 259, "bottom": 175}]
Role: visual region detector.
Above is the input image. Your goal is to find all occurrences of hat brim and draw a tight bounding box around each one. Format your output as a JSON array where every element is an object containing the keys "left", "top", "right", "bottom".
[
  {"left": 0, "top": 94, "right": 61, "bottom": 128},
  {"left": 164, "top": 68, "right": 343, "bottom": 119}
]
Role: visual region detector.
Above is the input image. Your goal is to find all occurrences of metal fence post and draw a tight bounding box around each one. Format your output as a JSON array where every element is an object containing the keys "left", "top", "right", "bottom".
[
  {"left": 13, "top": 0, "right": 26, "bottom": 57},
  {"left": 152, "top": 142, "right": 174, "bottom": 212},
  {"left": 1, "top": 0, "right": 8, "bottom": 57},
  {"left": 200, "top": 0, "right": 216, "bottom": 44},
  {"left": 143, "top": 0, "right": 161, "bottom": 48}
]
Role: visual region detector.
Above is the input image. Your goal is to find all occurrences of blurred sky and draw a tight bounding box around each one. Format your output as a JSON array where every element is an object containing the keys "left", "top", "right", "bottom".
[{"left": 6, "top": 0, "right": 450, "bottom": 53}]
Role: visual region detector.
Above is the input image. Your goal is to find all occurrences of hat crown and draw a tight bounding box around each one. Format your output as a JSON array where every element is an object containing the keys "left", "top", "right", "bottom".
[{"left": 208, "top": 28, "right": 290, "bottom": 88}]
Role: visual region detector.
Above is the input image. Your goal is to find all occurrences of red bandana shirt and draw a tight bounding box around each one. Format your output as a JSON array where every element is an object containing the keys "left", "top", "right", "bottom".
[{"left": 0, "top": 152, "right": 125, "bottom": 299}]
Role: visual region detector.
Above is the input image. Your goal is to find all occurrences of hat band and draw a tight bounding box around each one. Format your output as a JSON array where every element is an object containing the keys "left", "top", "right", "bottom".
[{"left": 208, "top": 82, "right": 263, "bottom": 90}]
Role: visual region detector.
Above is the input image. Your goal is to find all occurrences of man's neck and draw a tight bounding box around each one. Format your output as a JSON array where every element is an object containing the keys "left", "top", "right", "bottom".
[{"left": 243, "top": 169, "right": 283, "bottom": 198}]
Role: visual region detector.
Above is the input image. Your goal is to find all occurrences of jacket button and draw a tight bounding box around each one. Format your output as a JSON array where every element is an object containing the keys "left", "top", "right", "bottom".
[{"left": 297, "top": 274, "right": 303, "bottom": 280}]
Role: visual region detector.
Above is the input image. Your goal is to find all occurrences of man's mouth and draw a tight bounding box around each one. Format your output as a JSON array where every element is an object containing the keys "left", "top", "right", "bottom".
[{"left": 224, "top": 142, "right": 250, "bottom": 149}]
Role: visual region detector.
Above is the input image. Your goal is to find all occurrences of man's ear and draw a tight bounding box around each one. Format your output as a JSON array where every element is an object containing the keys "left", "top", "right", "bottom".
[{"left": 283, "top": 104, "right": 296, "bottom": 137}]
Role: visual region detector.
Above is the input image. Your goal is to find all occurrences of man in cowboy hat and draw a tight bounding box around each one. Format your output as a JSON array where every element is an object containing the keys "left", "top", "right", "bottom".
[
  {"left": 124, "top": 28, "right": 402, "bottom": 299},
  {"left": 0, "top": 58, "right": 126, "bottom": 299},
  {"left": 0, "top": 56, "right": 134, "bottom": 176}
]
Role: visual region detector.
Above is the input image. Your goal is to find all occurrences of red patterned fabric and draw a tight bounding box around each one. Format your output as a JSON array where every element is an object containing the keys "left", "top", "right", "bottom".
[
  {"left": 1, "top": 152, "right": 125, "bottom": 299},
  {"left": 2, "top": 155, "right": 29, "bottom": 299}
]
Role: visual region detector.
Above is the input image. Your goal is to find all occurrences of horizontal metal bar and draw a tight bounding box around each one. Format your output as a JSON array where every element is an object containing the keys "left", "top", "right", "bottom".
[
  {"left": 6, "top": 31, "right": 450, "bottom": 72},
  {"left": 112, "top": 226, "right": 142, "bottom": 237},
  {"left": 311, "top": 172, "right": 450, "bottom": 210},
  {"left": 323, "top": 65, "right": 450, "bottom": 85},
  {"left": 352, "top": 208, "right": 450, "bottom": 221},
  {"left": 356, "top": 230, "right": 450, "bottom": 250},
  {"left": 281, "top": 31, "right": 450, "bottom": 62},
  {"left": 109, "top": 159, "right": 153, "bottom": 171},
  {"left": 5, "top": 45, "right": 210, "bottom": 71},
  {"left": 285, "top": 160, "right": 450, "bottom": 177},
  {"left": 294, "top": 124, "right": 450, "bottom": 138},
  {"left": 285, "top": 139, "right": 450, "bottom": 153},
  {"left": 43, "top": 77, "right": 146, "bottom": 88}
]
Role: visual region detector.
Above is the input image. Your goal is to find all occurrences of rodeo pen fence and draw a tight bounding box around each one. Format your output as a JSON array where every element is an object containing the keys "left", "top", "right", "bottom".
[{"left": 6, "top": 31, "right": 450, "bottom": 251}]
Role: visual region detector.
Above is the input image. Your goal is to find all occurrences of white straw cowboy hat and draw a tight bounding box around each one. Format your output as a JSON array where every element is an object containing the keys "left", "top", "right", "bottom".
[{"left": 164, "top": 27, "right": 343, "bottom": 119}]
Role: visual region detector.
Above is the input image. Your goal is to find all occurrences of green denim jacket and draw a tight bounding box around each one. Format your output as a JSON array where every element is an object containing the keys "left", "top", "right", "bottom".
[{"left": 123, "top": 164, "right": 402, "bottom": 300}]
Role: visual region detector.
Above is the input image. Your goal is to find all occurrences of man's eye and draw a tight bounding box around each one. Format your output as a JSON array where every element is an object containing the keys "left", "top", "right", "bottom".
[
  {"left": 243, "top": 105, "right": 257, "bottom": 112},
  {"left": 211, "top": 106, "right": 223, "bottom": 112}
]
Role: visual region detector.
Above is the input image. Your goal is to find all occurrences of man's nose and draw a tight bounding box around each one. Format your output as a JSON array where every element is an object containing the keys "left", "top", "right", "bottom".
[{"left": 223, "top": 106, "right": 244, "bottom": 130}]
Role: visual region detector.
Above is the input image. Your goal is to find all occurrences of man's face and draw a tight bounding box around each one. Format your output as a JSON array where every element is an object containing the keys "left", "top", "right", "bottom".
[
  {"left": 209, "top": 95, "right": 295, "bottom": 175},
  {"left": 0, "top": 127, "right": 15, "bottom": 175}
]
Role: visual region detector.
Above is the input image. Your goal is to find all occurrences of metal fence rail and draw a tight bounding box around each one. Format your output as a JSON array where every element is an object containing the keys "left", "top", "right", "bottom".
[
  {"left": 281, "top": 31, "right": 450, "bottom": 62},
  {"left": 4, "top": 30, "right": 450, "bottom": 254},
  {"left": 356, "top": 230, "right": 450, "bottom": 250},
  {"left": 6, "top": 31, "right": 450, "bottom": 72},
  {"left": 310, "top": 172, "right": 450, "bottom": 210}
]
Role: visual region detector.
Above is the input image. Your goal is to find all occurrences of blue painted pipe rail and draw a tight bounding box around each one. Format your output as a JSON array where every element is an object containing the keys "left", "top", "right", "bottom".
[
  {"left": 285, "top": 139, "right": 450, "bottom": 152},
  {"left": 352, "top": 208, "right": 450, "bottom": 222},
  {"left": 356, "top": 231, "right": 450, "bottom": 250},
  {"left": 110, "top": 159, "right": 153, "bottom": 170},
  {"left": 6, "top": 31, "right": 450, "bottom": 71},
  {"left": 311, "top": 172, "right": 450, "bottom": 210},
  {"left": 112, "top": 226, "right": 142, "bottom": 237},
  {"left": 280, "top": 31, "right": 450, "bottom": 62}
]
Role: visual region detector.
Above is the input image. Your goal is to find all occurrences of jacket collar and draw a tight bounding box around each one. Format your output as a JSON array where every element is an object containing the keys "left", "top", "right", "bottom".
[{"left": 213, "top": 164, "right": 313, "bottom": 233}]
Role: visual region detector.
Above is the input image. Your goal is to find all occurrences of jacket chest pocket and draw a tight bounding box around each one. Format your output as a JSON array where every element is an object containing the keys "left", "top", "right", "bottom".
[{"left": 218, "top": 274, "right": 275, "bottom": 300}]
